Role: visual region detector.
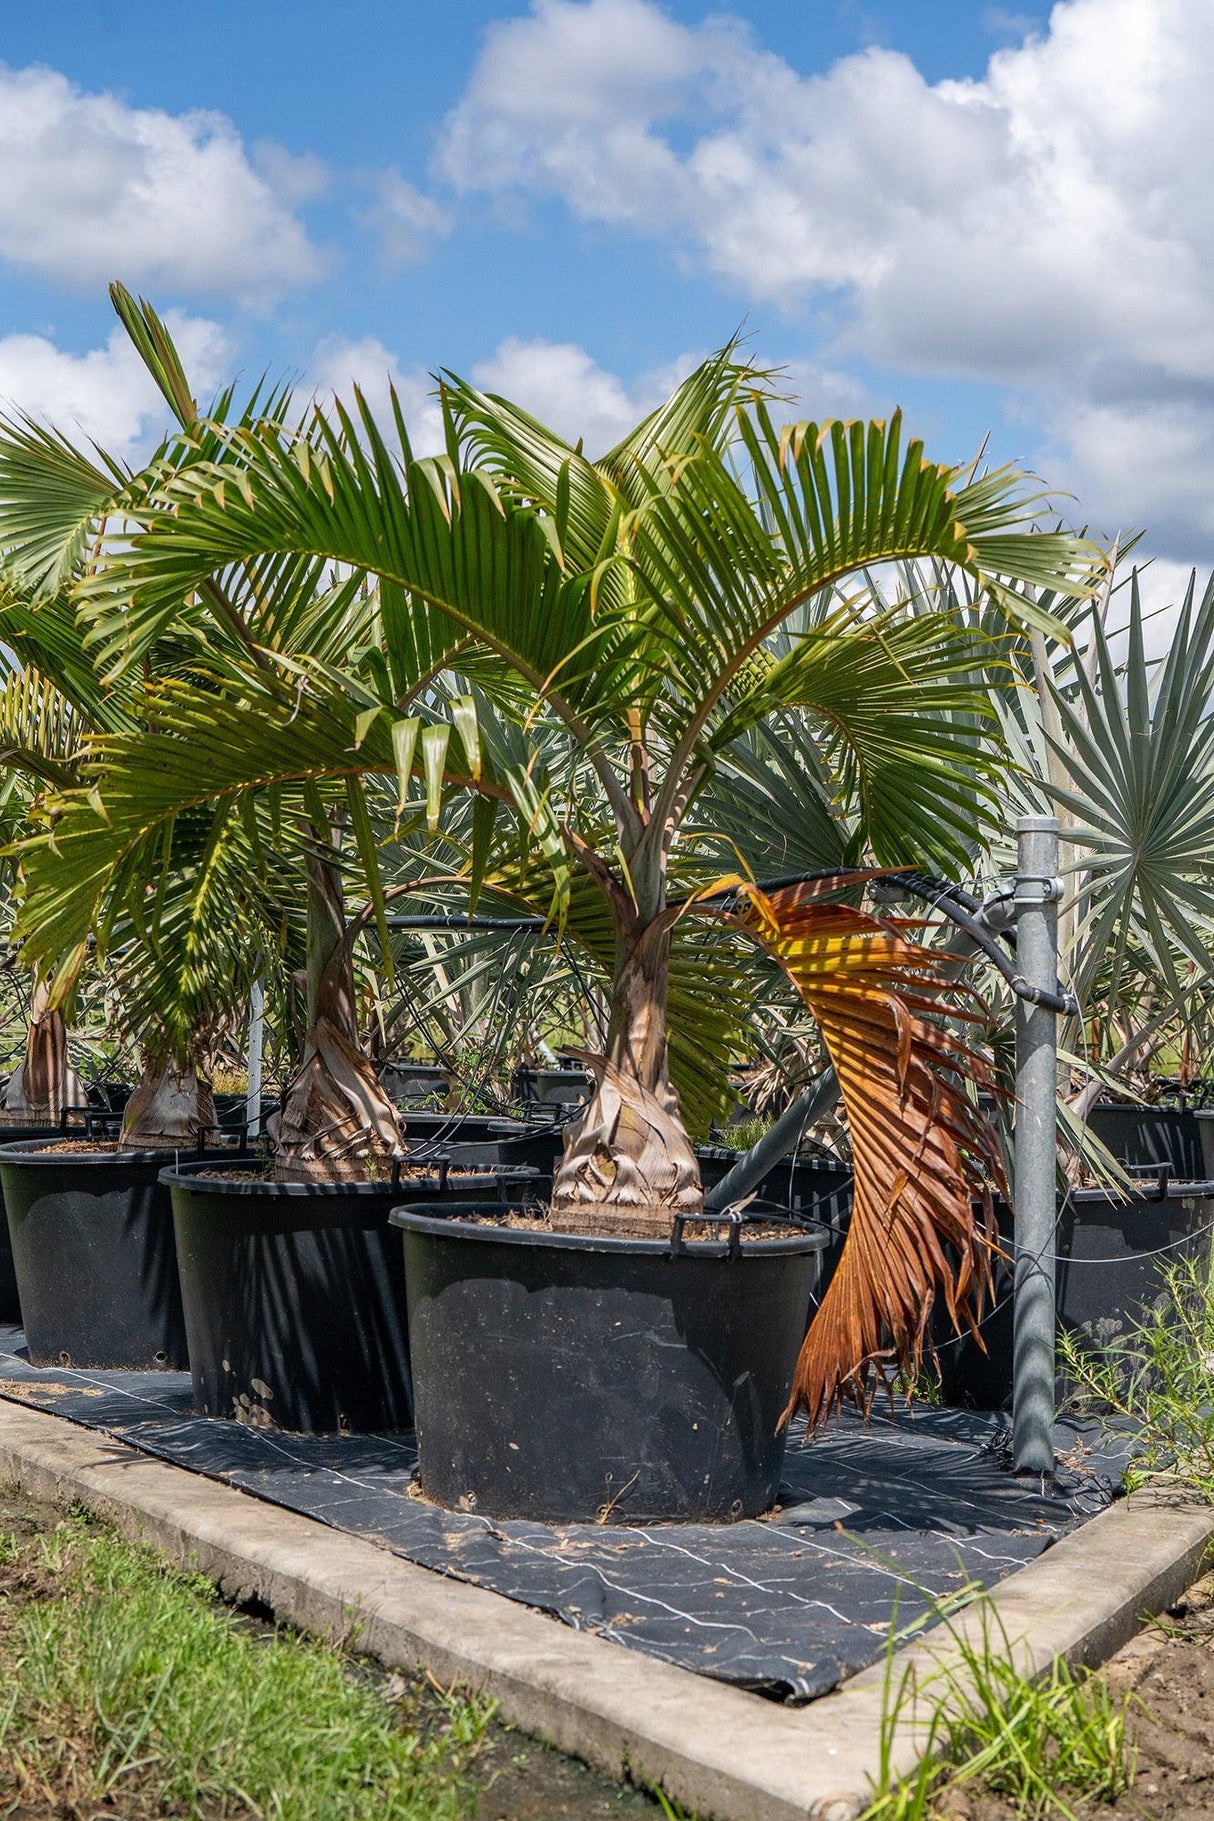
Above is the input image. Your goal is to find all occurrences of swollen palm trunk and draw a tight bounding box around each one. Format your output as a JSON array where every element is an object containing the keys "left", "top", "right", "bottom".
[
  {"left": 3, "top": 984, "right": 81, "bottom": 1122},
  {"left": 269, "top": 1013, "right": 403, "bottom": 1181},
  {"left": 268, "top": 852, "right": 403, "bottom": 1181},
  {"left": 549, "top": 925, "right": 702, "bottom": 1237},
  {"left": 121, "top": 1056, "right": 216, "bottom": 1145}
]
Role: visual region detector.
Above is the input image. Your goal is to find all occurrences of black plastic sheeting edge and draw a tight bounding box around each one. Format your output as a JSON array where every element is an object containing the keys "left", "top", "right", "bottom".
[{"left": 0, "top": 1326, "right": 1126, "bottom": 1702}]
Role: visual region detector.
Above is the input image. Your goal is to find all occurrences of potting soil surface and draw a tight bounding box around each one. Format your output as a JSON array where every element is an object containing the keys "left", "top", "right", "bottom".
[{"left": 0, "top": 1323, "right": 1125, "bottom": 1702}]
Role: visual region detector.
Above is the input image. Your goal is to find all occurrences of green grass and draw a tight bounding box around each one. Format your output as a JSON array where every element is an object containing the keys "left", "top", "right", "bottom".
[
  {"left": 0, "top": 1509, "right": 495, "bottom": 1818},
  {"left": 862, "top": 1603, "right": 1137, "bottom": 1821}
]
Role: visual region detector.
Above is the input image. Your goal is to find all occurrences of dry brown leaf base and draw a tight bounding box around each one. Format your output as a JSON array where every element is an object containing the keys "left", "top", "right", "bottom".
[{"left": 549, "top": 1057, "right": 702, "bottom": 1241}]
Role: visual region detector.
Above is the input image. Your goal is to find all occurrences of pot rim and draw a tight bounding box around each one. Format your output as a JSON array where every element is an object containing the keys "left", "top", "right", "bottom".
[
  {"left": 0, "top": 1138, "right": 248, "bottom": 1167},
  {"left": 1067, "top": 1180, "right": 1214, "bottom": 1205},
  {"left": 161, "top": 1161, "right": 541, "bottom": 1197},
  {"left": 390, "top": 1199, "right": 830, "bottom": 1258},
  {"left": 694, "top": 1141, "right": 852, "bottom": 1171}
]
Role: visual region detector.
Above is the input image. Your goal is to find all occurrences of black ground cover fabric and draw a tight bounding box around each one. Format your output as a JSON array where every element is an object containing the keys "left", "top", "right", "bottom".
[{"left": 0, "top": 1325, "right": 1123, "bottom": 1700}]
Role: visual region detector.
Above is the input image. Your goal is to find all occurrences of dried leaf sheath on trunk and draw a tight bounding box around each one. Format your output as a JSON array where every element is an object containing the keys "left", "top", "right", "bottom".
[
  {"left": 269, "top": 850, "right": 403, "bottom": 1180},
  {"left": 3, "top": 974, "right": 80, "bottom": 1120},
  {"left": 550, "top": 911, "right": 702, "bottom": 1237}
]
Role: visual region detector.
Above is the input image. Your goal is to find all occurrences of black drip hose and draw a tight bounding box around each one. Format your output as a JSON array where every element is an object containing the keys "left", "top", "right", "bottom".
[{"left": 382, "top": 865, "right": 1079, "bottom": 1016}]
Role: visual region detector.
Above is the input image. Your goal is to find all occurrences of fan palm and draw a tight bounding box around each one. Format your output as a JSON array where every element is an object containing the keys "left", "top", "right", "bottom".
[{"left": 989, "top": 563, "right": 1214, "bottom": 1107}]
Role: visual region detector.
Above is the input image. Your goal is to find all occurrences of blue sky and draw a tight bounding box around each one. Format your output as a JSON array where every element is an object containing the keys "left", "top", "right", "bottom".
[{"left": 0, "top": 0, "right": 1208, "bottom": 583}]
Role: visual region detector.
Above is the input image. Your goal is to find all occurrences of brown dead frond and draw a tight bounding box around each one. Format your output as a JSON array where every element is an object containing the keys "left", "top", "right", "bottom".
[{"left": 734, "top": 882, "right": 1007, "bottom": 1429}]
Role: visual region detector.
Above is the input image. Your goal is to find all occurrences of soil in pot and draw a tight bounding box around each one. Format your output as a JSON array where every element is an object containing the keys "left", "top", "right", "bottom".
[
  {"left": 165, "top": 1161, "right": 540, "bottom": 1434},
  {"left": 0, "top": 1135, "right": 249, "bottom": 1369},
  {"left": 391, "top": 1199, "right": 829, "bottom": 1524}
]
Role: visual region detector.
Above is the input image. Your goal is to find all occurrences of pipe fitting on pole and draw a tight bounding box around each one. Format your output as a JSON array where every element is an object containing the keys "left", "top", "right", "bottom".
[{"left": 1012, "top": 816, "right": 1061, "bottom": 1477}]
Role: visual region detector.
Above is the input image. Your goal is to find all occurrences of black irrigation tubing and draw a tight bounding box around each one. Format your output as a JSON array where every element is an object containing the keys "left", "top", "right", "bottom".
[
  {"left": 384, "top": 914, "right": 548, "bottom": 930},
  {"left": 383, "top": 866, "right": 1079, "bottom": 1015}
]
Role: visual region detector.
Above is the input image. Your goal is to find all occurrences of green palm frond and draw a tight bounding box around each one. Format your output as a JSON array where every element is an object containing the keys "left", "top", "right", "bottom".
[
  {"left": 1045, "top": 570, "right": 1214, "bottom": 1009},
  {"left": 692, "top": 716, "right": 851, "bottom": 878},
  {"left": 0, "top": 414, "right": 129, "bottom": 595},
  {"left": 0, "top": 664, "right": 89, "bottom": 789}
]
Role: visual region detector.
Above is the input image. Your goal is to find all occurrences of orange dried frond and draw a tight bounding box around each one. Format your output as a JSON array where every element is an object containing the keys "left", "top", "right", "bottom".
[{"left": 735, "top": 883, "right": 1007, "bottom": 1430}]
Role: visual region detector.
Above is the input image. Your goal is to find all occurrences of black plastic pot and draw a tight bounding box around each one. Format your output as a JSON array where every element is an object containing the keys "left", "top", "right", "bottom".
[
  {"left": 939, "top": 1176, "right": 1214, "bottom": 1408},
  {"left": 393, "top": 1201, "right": 829, "bottom": 1523},
  {"left": 1087, "top": 1103, "right": 1204, "bottom": 1177},
  {"left": 1195, "top": 1113, "right": 1214, "bottom": 1180},
  {"left": 695, "top": 1144, "right": 853, "bottom": 1207},
  {"left": 0, "top": 1136, "right": 240, "bottom": 1368},
  {"left": 212, "top": 1093, "right": 278, "bottom": 1130},
  {"left": 380, "top": 1062, "right": 449, "bottom": 1104},
  {"left": 85, "top": 1080, "right": 133, "bottom": 1113},
  {"left": 401, "top": 1111, "right": 569, "bottom": 1178},
  {"left": 0, "top": 1122, "right": 72, "bottom": 1324},
  {"left": 511, "top": 1066, "right": 590, "bottom": 1108},
  {"left": 166, "top": 1161, "right": 539, "bottom": 1433}
]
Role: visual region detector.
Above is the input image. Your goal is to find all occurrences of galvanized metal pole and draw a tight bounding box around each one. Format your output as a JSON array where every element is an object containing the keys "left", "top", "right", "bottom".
[
  {"left": 1012, "top": 816, "right": 1061, "bottom": 1476},
  {"left": 245, "top": 979, "right": 264, "bottom": 1138}
]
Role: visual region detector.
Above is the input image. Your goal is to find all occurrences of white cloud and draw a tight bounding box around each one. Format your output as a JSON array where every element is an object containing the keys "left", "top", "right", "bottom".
[
  {"left": 469, "top": 337, "right": 690, "bottom": 452},
  {"left": 366, "top": 170, "right": 452, "bottom": 264},
  {"left": 0, "top": 314, "right": 231, "bottom": 454},
  {"left": 311, "top": 330, "right": 867, "bottom": 463},
  {"left": 1038, "top": 392, "right": 1214, "bottom": 559},
  {"left": 310, "top": 332, "right": 667, "bottom": 457},
  {"left": 438, "top": 0, "right": 1214, "bottom": 376},
  {"left": 0, "top": 63, "right": 324, "bottom": 303},
  {"left": 437, "top": 0, "right": 1214, "bottom": 558},
  {"left": 308, "top": 334, "right": 447, "bottom": 452}
]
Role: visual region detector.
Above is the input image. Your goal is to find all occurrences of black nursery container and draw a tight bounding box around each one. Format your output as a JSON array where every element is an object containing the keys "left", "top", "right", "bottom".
[
  {"left": 0, "top": 1137, "right": 218, "bottom": 1368},
  {"left": 380, "top": 1061, "right": 449, "bottom": 1104},
  {"left": 165, "top": 1161, "right": 538, "bottom": 1434},
  {"left": 939, "top": 1175, "right": 1214, "bottom": 1408},
  {"left": 1087, "top": 1102, "right": 1204, "bottom": 1177},
  {"left": 694, "top": 1145, "right": 853, "bottom": 1207},
  {"left": 511, "top": 1066, "right": 591, "bottom": 1109},
  {"left": 0, "top": 1122, "right": 74, "bottom": 1324},
  {"left": 393, "top": 1201, "right": 829, "bottom": 1524},
  {"left": 401, "top": 1111, "right": 568, "bottom": 1179}
]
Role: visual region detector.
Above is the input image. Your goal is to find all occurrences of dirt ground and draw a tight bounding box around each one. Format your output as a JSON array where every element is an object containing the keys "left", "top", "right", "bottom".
[{"left": 0, "top": 1488, "right": 657, "bottom": 1821}]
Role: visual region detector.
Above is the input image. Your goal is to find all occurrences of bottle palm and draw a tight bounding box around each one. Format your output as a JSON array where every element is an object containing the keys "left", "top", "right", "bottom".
[{"left": 7, "top": 328, "right": 1106, "bottom": 1407}]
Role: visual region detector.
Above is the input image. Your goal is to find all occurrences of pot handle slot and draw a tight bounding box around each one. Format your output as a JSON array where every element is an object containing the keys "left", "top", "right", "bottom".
[
  {"left": 1125, "top": 1162, "right": 1171, "bottom": 1200},
  {"left": 192, "top": 1120, "right": 255, "bottom": 1158},
  {"left": 671, "top": 1207, "right": 743, "bottom": 1259}
]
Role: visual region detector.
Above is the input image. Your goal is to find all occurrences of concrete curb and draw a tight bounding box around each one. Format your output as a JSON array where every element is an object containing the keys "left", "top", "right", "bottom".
[{"left": 1, "top": 1398, "right": 1211, "bottom": 1821}]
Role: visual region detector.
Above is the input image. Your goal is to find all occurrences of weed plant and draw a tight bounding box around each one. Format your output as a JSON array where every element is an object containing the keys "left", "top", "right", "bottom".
[
  {"left": 0, "top": 1511, "right": 494, "bottom": 1818},
  {"left": 1058, "top": 1250, "right": 1214, "bottom": 1498},
  {"left": 863, "top": 1600, "right": 1136, "bottom": 1820}
]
